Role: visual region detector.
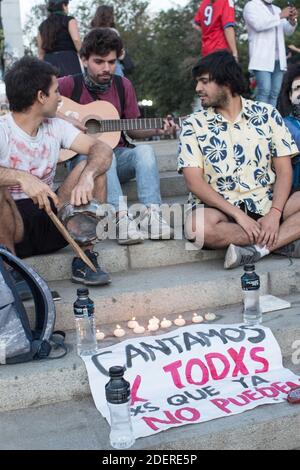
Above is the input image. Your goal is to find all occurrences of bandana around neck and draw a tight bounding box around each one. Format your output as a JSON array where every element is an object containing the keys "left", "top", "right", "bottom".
[{"left": 84, "top": 72, "right": 112, "bottom": 95}]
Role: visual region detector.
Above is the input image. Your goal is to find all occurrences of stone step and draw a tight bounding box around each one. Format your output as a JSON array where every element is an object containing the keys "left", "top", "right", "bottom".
[
  {"left": 123, "top": 171, "right": 186, "bottom": 201},
  {"left": 1, "top": 385, "right": 298, "bottom": 449},
  {"left": 1, "top": 358, "right": 299, "bottom": 449},
  {"left": 141, "top": 139, "right": 179, "bottom": 158},
  {"left": 55, "top": 170, "right": 187, "bottom": 200},
  {"left": 1, "top": 297, "right": 299, "bottom": 418},
  {"left": 26, "top": 256, "right": 300, "bottom": 332},
  {"left": 24, "top": 239, "right": 225, "bottom": 282}
]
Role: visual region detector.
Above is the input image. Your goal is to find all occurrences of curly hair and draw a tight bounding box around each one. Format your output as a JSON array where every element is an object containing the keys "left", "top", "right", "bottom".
[
  {"left": 278, "top": 64, "right": 300, "bottom": 117},
  {"left": 192, "top": 50, "right": 247, "bottom": 96},
  {"left": 80, "top": 27, "right": 123, "bottom": 59}
]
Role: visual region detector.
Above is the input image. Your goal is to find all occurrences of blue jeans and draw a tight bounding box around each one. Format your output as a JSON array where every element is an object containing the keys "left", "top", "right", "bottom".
[
  {"left": 253, "top": 61, "right": 284, "bottom": 107},
  {"left": 66, "top": 144, "right": 162, "bottom": 211}
]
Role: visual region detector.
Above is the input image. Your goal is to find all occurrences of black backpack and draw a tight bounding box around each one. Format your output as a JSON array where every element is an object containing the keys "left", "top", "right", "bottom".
[{"left": 0, "top": 246, "right": 67, "bottom": 364}]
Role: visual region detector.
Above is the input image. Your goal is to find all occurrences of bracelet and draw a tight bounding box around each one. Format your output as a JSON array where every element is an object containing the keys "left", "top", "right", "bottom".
[{"left": 271, "top": 206, "right": 282, "bottom": 214}]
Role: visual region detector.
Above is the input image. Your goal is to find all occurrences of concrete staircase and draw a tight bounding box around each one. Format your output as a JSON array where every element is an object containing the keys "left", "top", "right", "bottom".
[{"left": 1, "top": 140, "right": 300, "bottom": 450}]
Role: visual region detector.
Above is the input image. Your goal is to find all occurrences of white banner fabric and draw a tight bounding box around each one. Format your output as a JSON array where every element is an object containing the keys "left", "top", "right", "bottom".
[{"left": 82, "top": 324, "right": 300, "bottom": 439}]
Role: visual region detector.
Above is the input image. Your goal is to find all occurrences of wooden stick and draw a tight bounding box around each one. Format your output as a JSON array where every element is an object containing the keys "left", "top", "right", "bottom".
[{"left": 48, "top": 210, "right": 97, "bottom": 273}]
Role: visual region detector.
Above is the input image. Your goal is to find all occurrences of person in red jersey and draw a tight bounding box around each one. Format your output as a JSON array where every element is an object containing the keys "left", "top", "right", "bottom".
[{"left": 193, "top": 0, "right": 238, "bottom": 60}]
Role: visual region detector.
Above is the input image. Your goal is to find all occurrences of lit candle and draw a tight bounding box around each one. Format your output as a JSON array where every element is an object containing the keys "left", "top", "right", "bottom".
[
  {"left": 174, "top": 315, "right": 186, "bottom": 326},
  {"left": 96, "top": 329, "right": 105, "bottom": 341},
  {"left": 148, "top": 322, "right": 160, "bottom": 332},
  {"left": 114, "top": 325, "right": 126, "bottom": 337},
  {"left": 127, "top": 317, "right": 138, "bottom": 329},
  {"left": 133, "top": 325, "right": 146, "bottom": 334},
  {"left": 160, "top": 318, "right": 172, "bottom": 328},
  {"left": 192, "top": 313, "right": 204, "bottom": 324},
  {"left": 205, "top": 313, "right": 216, "bottom": 321}
]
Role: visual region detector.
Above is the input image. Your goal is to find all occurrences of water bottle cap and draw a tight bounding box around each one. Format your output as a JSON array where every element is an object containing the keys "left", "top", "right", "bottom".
[
  {"left": 106, "top": 366, "right": 130, "bottom": 404},
  {"left": 243, "top": 264, "right": 255, "bottom": 272},
  {"left": 77, "top": 288, "right": 89, "bottom": 296},
  {"left": 109, "top": 365, "right": 125, "bottom": 378}
]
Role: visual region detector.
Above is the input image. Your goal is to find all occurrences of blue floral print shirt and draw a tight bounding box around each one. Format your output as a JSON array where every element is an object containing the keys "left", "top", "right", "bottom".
[{"left": 178, "top": 98, "right": 298, "bottom": 215}]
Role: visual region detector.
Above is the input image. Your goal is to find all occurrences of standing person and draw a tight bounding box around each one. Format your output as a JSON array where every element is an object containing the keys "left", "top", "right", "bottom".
[
  {"left": 0, "top": 56, "right": 113, "bottom": 286},
  {"left": 178, "top": 50, "right": 300, "bottom": 270},
  {"left": 37, "top": 0, "right": 82, "bottom": 77},
  {"left": 58, "top": 28, "right": 173, "bottom": 245},
  {"left": 243, "top": 0, "right": 298, "bottom": 107},
  {"left": 193, "top": 0, "right": 238, "bottom": 60},
  {"left": 278, "top": 63, "right": 300, "bottom": 190},
  {"left": 90, "top": 5, "right": 125, "bottom": 77}
]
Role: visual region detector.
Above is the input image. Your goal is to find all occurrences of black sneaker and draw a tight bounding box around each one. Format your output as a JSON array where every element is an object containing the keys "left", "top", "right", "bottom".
[{"left": 71, "top": 250, "right": 111, "bottom": 286}]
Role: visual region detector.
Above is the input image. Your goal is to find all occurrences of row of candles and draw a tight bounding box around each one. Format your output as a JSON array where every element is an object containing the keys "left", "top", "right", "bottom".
[{"left": 96, "top": 312, "right": 216, "bottom": 340}]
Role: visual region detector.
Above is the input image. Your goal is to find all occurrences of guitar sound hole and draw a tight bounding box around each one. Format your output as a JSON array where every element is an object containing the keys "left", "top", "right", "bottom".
[{"left": 85, "top": 119, "right": 101, "bottom": 134}]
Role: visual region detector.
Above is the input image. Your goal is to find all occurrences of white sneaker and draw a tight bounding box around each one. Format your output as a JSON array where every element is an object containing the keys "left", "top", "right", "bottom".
[
  {"left": 140, "top": 208, "right": 173, "bottom": 240},
  {"left": 116, "top": 213, "right": 144, "bottom": 245}
]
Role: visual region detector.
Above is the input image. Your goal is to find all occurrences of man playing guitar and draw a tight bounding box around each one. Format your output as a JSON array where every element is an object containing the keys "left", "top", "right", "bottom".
[{"left": 58, "top": 27, "right": 174, "bottom": 245}]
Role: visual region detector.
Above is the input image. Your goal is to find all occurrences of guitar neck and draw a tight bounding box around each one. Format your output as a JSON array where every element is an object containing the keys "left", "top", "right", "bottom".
[{"left": 99, "top": 118, "right": 165, "bottom": 132}]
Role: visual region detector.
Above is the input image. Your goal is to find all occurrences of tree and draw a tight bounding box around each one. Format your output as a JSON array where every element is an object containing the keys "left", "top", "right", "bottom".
[
  {"left": 134, "top": 4, "right": 200, "bottom": 116},
  {"left": 23, "top": 2, "right": 47, "bottom": 55},
  {"left": 25, "top": 0, "right": 300, "bottom": 116}
]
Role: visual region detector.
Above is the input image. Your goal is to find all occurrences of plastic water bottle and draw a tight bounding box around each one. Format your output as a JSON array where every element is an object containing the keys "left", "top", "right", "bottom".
[
  {"left": 73, "top": 288, "right": 98, "bottom": 356},
  {"left": 105, "top": 366, "right": 135, "bottom": 449},
  {"left": 241, "top": 264, "right": 262, "bottom": 325}
]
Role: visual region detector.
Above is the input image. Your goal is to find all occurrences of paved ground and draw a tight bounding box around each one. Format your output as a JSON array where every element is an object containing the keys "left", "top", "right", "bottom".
[{"left": 1, "top": 389, "right": 299, "bottom": 451}]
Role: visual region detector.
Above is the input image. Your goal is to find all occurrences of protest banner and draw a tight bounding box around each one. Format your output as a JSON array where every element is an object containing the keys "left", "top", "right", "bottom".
[{"left": 82, "top": 324, "right": 300, "bottom": 439}]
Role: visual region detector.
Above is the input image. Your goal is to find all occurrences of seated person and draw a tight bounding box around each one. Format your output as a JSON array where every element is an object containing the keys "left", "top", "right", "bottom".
[
  {"left": 58, "top": 27, "right": 174, "bottom": 245},
  {"left": 0, "top": 56, "right": 112, "bottom": 286},
  {"left": 178, "top": 50, "right": 300, "bottom": 269},
  {"left": 278, "top": 64, "right": 300, "bottom": 191}
]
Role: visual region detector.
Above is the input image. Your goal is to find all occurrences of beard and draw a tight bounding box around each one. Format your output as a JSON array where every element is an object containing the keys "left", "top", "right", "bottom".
[
  {"left": 89, "top": 74, "right": 111, "bottom": 84},
  {"left": 199, "top": 88, "right": 229, "bottom": 109}
]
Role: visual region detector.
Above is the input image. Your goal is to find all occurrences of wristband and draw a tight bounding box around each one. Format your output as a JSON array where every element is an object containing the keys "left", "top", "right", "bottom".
[{"left": 271, "top": 206, "right": 282, "bottom": 215}]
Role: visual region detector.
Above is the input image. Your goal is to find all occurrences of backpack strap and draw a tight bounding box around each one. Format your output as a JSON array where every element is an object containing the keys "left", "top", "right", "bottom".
[
  {"left": 0, "top": 252, "right": 36, "bottom": 364},
  {"left": 48, "top": 331, "right": 68, "bottom": 360},
  {"left": 114, "top": 75, "right": 135, "bottom": 148},
  {"left": 70, "top": 73, "right": 85, "bottom": 103},
  {"left": 0, "top": 255, "right": 32, "bottom": 342},
  {"left": 114, "top": 75, "right": 125, "bottom": 117},
  {"left": 0, "top": 245, "right": 56, "bottom": 342}
]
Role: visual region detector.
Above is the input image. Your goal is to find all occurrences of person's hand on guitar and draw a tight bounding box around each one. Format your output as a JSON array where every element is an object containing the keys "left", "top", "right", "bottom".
[
  {"left": 57, "top": 110, "right": 87, "bottom": 133},
  {"left": 162, "top": 115, "right": 179, "bottom": 138}
]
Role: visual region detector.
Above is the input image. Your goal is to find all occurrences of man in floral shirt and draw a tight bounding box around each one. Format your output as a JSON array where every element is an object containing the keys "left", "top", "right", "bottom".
[{"left": 178, "top": 50, "right": 300, "bottom": 269}]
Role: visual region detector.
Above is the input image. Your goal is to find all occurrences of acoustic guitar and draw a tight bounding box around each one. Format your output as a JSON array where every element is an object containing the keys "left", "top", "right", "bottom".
[{"left": 58, "top": 97, "right": 182, "bottom": 162}]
